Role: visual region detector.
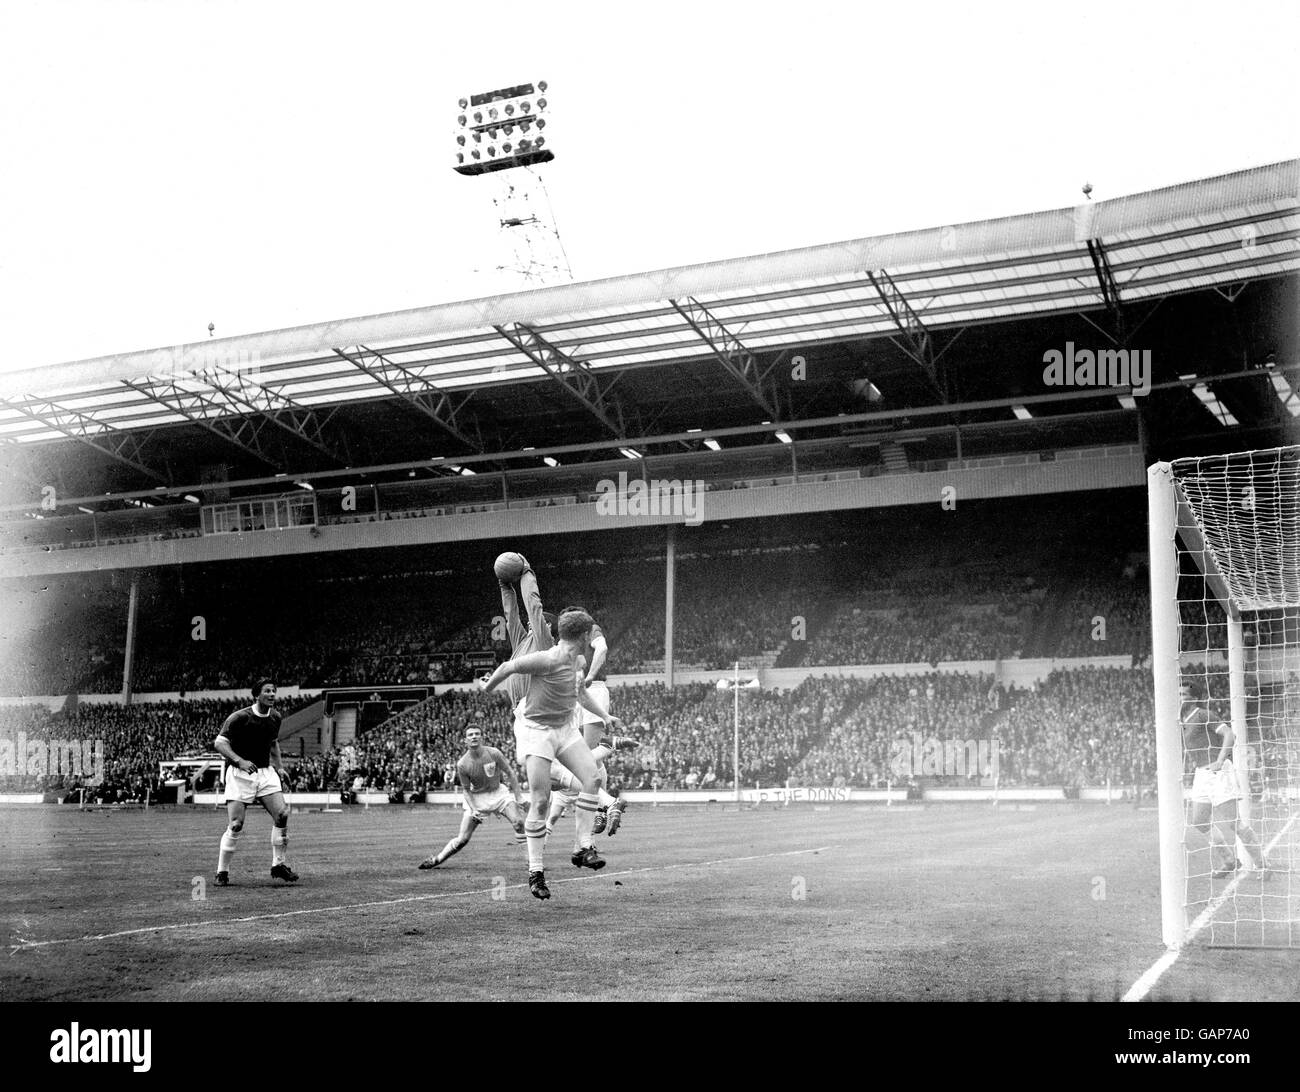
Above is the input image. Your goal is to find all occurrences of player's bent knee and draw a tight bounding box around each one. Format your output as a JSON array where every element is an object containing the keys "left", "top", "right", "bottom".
[
  {"left": 228, "top": 819, "right": 244, "bottom": 834},
  {"left": 273, "top": 809, "right": 289, "bottom": 827}
]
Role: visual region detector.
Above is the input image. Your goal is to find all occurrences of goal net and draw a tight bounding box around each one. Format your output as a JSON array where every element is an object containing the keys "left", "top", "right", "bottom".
[{"left": 1148, "top": 445, "right": 1300, "bottom": 949}]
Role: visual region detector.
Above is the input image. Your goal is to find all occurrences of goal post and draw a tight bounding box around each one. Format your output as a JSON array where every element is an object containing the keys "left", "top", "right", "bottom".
[{"left": 1148, "top": 445, "right": 1300, "bottom": 949}]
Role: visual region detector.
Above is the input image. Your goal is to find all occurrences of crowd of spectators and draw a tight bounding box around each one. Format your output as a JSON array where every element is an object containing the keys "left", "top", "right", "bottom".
[
  {"left": 993, "top": 668, "right": 1154, "bottom": 787},
  {"left": 0, "top": 695, "right": 318, "bottom": 801},
  {"left": 285, "top": 689, "right": 515, "bottom": 795},
  {"left": 0, "top": 664, "right": 1196, "bottom": 801},
  {"left": 1052, "top": 562, "right": 1150, "bottom": 657},
  {"left": 615, "top": 553, "right": 832, "bottom": 670},
  {"left": 296, "top": 668, "right": 1164, "bottom": 797},
  {"left": 788, "top": 673, "right": 996, "bottom": 787},
  {"left": 803, "top": 571, "right": 1038, "bottom": 667},
  {"left": 1, "top": 499, "right": 1162, "bottom": 696}
]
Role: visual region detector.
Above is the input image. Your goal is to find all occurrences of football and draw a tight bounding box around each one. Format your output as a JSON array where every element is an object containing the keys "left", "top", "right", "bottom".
[{"left": 494, "top": 551, "right": 528, "bottom": 582}]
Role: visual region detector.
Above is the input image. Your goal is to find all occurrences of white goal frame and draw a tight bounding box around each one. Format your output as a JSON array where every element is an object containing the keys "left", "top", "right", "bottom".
[{"left": 1148, "top": 445, "right": 1299, "bottom": 949}]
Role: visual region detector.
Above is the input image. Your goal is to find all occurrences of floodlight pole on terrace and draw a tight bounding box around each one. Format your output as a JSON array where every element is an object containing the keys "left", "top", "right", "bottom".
[{"left": 453, "top": 80, "right": 570, "bottom": 287}]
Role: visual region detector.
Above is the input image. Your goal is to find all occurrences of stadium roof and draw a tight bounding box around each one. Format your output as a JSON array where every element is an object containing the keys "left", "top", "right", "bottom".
[
  {"left": 1, "top": 159, "right": 1295, "bottom": 449},
  {"left": 0, "top": 158, "right": 1295, "bottom": 516}
]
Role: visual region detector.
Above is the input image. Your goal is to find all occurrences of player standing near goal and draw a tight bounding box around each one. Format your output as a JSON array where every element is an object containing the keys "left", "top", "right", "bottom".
[
  {"left": 479, "top": 608, "right": 620, "bottom": 900},
  {"left": 418, "top": 726, "right": 525, "bottom": 869},
  {"left": 1181, "top": 680, "right": 1270, "bottom": 880},
  {"left": 213, "top": 679, "right": 299, "bottom": 886}
]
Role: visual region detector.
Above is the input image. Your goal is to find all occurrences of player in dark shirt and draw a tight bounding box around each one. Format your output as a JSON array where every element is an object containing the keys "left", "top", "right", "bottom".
[{"left": 213, "top": 679, "right": 299, "bottom": 886}]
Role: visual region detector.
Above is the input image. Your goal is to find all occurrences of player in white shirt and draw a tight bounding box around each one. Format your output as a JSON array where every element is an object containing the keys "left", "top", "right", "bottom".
[
  {"left": 480, "top": 608, "right": 619, "bottom": 900},
  {"left": 545, "top": 611, "right": 636, "bottom": 840}
]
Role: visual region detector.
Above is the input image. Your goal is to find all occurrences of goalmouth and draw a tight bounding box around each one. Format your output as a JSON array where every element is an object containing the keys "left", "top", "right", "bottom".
[{"left": 1148, "top": 445, "right": 1300, "bottom": 949}]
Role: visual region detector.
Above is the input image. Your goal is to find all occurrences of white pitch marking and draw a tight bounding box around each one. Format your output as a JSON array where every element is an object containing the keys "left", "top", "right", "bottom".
[
  {"left": 9, "top": 845, "right": 831, "bottom": 953},
  {"left": 1122, "top": 814, "right": 1296, "bottom": 1002}
]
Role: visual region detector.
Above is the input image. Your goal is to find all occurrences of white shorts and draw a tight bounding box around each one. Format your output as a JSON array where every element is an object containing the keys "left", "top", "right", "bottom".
[
  {"left": 580, "top": 680, "right": 611, "bottom": 727},
  {"left": 514, "top": 713, "right": 583, "bottom": 763},
  {"left": 464, "top": 784, "right": 516, "bottom": 819},
  {"left": 223, "top": 765, "right": 283, "bottom": 805},
  {"left": 1188, "top": 761, "right": 1241, "bottom": 808}
]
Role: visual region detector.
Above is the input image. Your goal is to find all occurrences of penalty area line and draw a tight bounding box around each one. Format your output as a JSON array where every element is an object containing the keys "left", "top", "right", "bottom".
[
  {"left": 1122, "top": 813, "right": 1296, "bottom": 1002},
  {"left": 8, "top": 844, "right": 831, "bottom": 954}
]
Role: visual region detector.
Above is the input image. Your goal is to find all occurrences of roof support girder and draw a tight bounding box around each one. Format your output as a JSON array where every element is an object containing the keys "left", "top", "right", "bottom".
[
  {"left": 669, "top": 297, "right": 782, "bottom": 419},
  {"left": 1085, "top": 239, "right": 1129, "bottom": 345},
  {"left": 495, "top": 323, "right": 632, "bottom": 438},
  {"left": 332, "top": 346, "right": 483, "bottom": 452},
  {"left": 0, "top": 397, "right": 169, "bottom": 484},
  {"left": 123, "top": 367, "right": 352, "bottom": 469},
  {"left": 122, "top": 377, "right": 293, "bottom": 469},
  {"left": 866, "top": 270, "right": 947, "bottom": 400}
]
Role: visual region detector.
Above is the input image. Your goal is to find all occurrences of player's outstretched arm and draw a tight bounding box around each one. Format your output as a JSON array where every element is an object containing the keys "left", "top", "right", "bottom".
[
  {"left": 499, "top": 579, "right": 526, "bottom": 650},
  {"left": 519, "top": 569, "right": 552, "bottom": 651},
  {"left": 479, "top": 648, "right": 553, "bottom": 691}
]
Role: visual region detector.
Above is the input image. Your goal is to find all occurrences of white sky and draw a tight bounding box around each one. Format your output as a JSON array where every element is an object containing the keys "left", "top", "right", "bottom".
[{"left": 0, "top": 0, "right": 1295, "bottom": 372}]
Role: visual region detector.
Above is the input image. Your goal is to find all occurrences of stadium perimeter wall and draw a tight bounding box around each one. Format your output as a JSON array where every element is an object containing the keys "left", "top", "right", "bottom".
[{"left": 0, "top": 786, "right": 1137, "bottom": 807}]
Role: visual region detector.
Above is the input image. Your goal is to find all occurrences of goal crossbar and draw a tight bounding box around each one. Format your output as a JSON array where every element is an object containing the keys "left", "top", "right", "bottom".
[{"left": 1149, "top": 444, "right": 1300, "bottom": 949}]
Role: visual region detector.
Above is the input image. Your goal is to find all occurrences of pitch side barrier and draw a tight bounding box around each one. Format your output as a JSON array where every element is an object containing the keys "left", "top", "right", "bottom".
[
  {"left": 133, "top": 785, "right": 1137, "bottom": 809},
  {"left": 0, "top": 785, "right": 1142, "bottom": 806}
]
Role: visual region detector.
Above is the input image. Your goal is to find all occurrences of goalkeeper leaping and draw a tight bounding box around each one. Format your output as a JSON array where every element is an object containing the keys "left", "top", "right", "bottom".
[
  {"left": 480, "top": 607, "right": 621, "bottom": 901},
  {"left": 1181, "top": 680, "right": 1272, "bottom": 881}
]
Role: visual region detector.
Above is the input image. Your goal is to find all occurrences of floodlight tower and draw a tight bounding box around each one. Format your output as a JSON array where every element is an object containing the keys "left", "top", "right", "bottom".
[{"left": 452, "top": 80, "right": 572, "bottom": 286}]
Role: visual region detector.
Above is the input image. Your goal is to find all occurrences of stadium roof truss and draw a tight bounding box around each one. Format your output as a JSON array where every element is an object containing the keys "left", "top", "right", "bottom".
[
  {"left": 0, "top": 160, "right": 1294, "bottom": 456},
  {"left": 668, "top": 297, "right": 787, "bottom": 419},
  {"left": 493, "top": 322, "right": 637, "bottom": 439},
  {"left": 331, "top": 345, "right": 484, "bottom": 454},
  {"left": 120, "top": 366, "right": 353, "bottom": 472}
]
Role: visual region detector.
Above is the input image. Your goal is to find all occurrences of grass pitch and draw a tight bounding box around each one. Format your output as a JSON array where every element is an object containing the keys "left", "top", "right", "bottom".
[{"left": 1, "top": 802, "right": 1296, "bottom": 1002}]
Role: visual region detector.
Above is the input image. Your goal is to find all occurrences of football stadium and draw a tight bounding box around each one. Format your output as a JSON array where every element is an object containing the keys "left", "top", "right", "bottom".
[
  {"left": 4, "top": 0, "right": 1300, "bottom": 1026},
  {"left": 1, "top": 151, "right": 1296, "bottom": 1011}
]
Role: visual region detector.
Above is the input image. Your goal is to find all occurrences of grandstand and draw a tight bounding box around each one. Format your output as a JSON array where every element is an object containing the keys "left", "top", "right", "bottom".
[
  {"left": 1, "top": 161, "right": 1295, "bottom": 788},
  {"left": 0, "top": 161, "right": 1297, "bottom": 1003}
]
